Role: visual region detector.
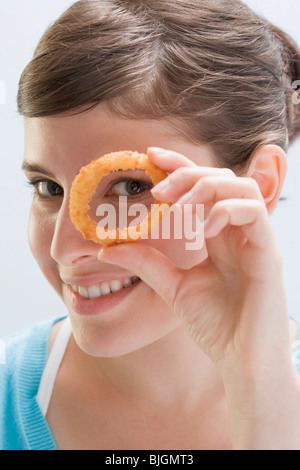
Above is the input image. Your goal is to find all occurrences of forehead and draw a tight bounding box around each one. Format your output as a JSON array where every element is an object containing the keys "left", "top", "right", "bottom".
[{"left": 23, "top": 105, "right": 214, "bottom": 178}]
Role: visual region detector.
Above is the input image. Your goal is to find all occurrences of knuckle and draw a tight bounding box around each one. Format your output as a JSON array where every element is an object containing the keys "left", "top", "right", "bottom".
[
  {"left": 244, "top": 177, "right": 260, "bottom": 191},
  {"left": 222, "top": 168, "right": 236, "bottom": 178},
  {"left": 170, "top": 166, "right": 189, "bottom": 181},
  {"left": 194, "top": 177, "right": 214, "bottom": 196},
  {"left": 252, "top": 199, "right": 267, "bottom": 216},
  {"left": 211, "top": 199, "right": 227, "bottom": 214},
  {"left": 255, "top": 199, "right": 265, "bottom": 210},
  {"left": 198, "top": 177, "right": 210, "bottom": 189}
]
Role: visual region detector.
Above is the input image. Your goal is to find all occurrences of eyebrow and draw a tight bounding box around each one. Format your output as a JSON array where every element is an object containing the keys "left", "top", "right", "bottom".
[{"left": 21, "top": 161, "right": 56, "bottom": 178}]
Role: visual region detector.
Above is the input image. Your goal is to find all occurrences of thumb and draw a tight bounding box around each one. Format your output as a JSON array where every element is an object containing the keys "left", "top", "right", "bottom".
[{"left": 98, "top": 242, "right": 183, "bottom": 308}]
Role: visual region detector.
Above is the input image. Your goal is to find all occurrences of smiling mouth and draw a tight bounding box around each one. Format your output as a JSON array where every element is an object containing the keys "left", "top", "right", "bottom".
[{"left": 69, "top": 275, "right": 140, "bottom": 299}]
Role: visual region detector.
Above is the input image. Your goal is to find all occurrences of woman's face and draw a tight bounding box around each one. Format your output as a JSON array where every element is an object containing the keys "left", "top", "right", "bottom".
[{"left": 23, "top": 105, "right": 214, "bottom": 357}]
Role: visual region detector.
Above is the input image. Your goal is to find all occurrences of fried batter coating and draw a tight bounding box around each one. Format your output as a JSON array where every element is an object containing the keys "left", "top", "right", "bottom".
[{"left": 69, "top": 151, "right": 169, "bottom": 245}]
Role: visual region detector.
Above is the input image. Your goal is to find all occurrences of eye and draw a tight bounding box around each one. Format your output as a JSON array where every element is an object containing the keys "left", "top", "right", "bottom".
[
  {"left": 110, "top": 179, "right": 151, "bottom": 197},
  {"left": 38, "top": 180, "right": 63, "bottom": 197},
  {"left": 27, "top": 179, "right": 63, "bottom": 199}
]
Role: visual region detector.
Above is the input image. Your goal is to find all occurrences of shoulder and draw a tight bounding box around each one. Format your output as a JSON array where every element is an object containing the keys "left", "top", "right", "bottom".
[
  {"left": 1, "top": 316, "right": 66, "bottom": 368},
  {"left": 0, "top": 316, "right": 67, "bottom": 398},
  {"left": 0, "top": 316, "right": 66, "bottom": 450}
]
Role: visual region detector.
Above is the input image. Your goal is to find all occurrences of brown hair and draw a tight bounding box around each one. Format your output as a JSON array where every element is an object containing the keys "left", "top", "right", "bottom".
[{"left": 17, "top": 0, "right": 300, "bottom": 173}]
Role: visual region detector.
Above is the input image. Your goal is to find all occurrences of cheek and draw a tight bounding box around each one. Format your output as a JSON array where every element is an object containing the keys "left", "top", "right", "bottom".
[
  {"left": 28, "top": 204, "right": 51, "bottom": 259},
  {"left": 28, "top": 204, "right": 61, "bottom": 294}
]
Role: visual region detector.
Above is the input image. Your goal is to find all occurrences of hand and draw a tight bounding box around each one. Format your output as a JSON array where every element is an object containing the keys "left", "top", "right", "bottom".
[{"left": 98, "top": 147, "right": 292, "bottom": 379}]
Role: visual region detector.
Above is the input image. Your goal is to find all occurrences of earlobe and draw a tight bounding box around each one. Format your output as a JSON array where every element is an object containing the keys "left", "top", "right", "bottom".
[{"left": 246, "top": 145, "right": 288, "bottom": 215}]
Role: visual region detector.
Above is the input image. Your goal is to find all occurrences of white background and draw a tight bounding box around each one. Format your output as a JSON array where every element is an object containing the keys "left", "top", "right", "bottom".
[{"left": 0, "top": 0, "right": 300, "bottom": 336}]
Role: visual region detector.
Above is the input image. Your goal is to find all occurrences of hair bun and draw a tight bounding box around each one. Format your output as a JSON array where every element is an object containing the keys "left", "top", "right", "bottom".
[{"left": 268, "top": 22, "right": 300, "bottom": 145}]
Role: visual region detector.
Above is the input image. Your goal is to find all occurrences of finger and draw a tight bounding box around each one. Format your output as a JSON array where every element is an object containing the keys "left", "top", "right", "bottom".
[
  {"left": 151, "top": 167, "right": 236, "bottom": 201},
  {"left": 204, "top": 199, "right": 272, "bottom": 249},
  {"left": 175, "top": 176, "right": 264, "bottom": 206},
  {"left": 98, "top": 242, "right": 183, "bottom": 308},
  {"left": 147, "top": 147, "right": 198, "bottom": 173}
]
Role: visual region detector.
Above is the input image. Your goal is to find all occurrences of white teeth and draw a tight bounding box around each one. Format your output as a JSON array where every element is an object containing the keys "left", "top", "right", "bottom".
[
  {"left": 78, "top": 286, "right": 89, "bottom": 299},
  {"left": 122, "top": 277, "right": 132, "bottom": 287},
  {"left": 110, "top": 280, "right": 123, "bottom": 292},
  {"left": 101, "top": 282, "right": 111, "bottom": 296},
  {"left": 71, "top": 276, "right": 140, "bottom": 299},
  {"left": 88, "top": 285, "right": 101, "bottom": 299}
]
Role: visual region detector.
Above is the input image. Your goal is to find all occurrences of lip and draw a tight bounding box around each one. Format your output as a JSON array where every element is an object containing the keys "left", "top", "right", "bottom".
[
  {"left": 64, "top": 277, "right": 141, "bottom": 317},
  {"left": 62, "top": 272, "right": 139, "bottom": 289}
]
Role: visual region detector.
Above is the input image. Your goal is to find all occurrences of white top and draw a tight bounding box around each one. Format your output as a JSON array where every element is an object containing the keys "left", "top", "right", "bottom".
[{"left": 37, "top": 316, "right": 72, "bottom": 417}]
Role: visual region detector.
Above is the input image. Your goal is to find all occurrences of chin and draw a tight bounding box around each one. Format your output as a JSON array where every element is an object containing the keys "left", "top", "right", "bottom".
[
  {"left": 72, "top": 327, "right": 142, "bottom": 358},
  {"left": 68, "top": 312, "right": 181, "bottom": 358}
]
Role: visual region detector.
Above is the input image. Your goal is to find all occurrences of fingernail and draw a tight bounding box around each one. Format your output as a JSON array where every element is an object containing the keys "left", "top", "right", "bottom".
[
  {"left": 147, "top": 147, "right": 167, "bottom": 155},
  {"left": 98, "top": 249, "right": 114, "bottom": 263}
]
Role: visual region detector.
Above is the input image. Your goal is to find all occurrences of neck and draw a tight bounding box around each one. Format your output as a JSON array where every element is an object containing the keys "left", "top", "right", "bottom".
[{"left": 72, "top": 325, "right": 224, "bottom": 410}]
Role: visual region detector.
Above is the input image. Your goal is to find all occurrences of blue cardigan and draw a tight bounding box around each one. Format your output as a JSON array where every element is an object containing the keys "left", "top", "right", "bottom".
[
  {"left": 0, "top": 316, "right": 66, "bottom": 450},
  {"left": 1, "top": 315, "right": 300, "bottom": 450}
]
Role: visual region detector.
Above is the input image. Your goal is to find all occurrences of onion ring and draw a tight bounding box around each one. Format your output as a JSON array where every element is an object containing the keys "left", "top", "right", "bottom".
[{"left": 69, "top": 150, "right": 170, "bottom": 246}]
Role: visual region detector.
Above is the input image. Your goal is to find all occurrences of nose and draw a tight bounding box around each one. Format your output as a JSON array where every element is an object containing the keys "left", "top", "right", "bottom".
[{"left": 50, "top": 195, "right": 100, "bottom": 266}]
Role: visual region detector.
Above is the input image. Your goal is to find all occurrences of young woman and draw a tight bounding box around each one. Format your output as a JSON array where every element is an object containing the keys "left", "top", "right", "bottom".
[{"left": 1, "top": 0, "right": 300, "bottom": 450}]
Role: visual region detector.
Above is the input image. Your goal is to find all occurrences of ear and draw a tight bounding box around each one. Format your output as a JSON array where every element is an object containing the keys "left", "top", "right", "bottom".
[{"left": 246, "top": 145, "right": 288, "bottom": 215}]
